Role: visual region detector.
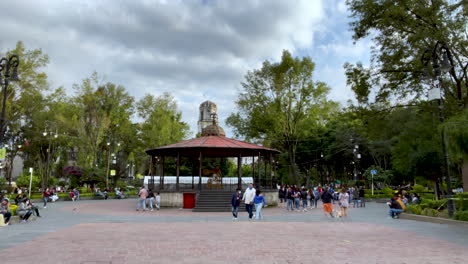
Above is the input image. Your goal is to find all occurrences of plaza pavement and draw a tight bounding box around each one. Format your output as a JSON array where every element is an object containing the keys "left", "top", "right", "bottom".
[{"left": 0, "top": 199, "right": 467, "bottom": 264}]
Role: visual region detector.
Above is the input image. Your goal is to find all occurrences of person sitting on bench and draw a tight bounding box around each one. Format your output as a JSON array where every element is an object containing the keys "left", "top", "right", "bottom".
[
  {"left": 116, "top": 188, "right": 125, "bottom": 199},
  {"left": 0, "top": 198, "right": 12, "bottom": 226},
  {"left": 16, "top": 198, "right": 33, "bottom": 223}
]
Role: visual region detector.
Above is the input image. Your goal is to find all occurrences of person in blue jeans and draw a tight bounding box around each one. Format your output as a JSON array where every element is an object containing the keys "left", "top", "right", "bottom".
[
  {"left": 313, "top": 188, "right": 320, "bottom": 208},
  {"left": 231, "top": 188, "right": 242, "bottom": 220},
  {"left": 293, "top": 190, "right": 301, "bottom": 210},
  {"left": 242, "top": 184, "right": 256, "bottom": 219},
  {"left": 286, "top": 187, "right": 294, "bottom": 211},
  {"left": 388, "top": 198, "right": 403, "bottom": 218},
  {"left": 254, "top": 190, "right": 266, "bottom": 220}
]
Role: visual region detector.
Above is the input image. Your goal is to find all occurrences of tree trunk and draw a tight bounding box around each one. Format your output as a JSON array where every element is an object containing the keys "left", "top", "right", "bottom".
[
  {"left": 287, "top": 144, "right": 300, "bottom": 186},
  {"left": 462, "top": 159, "right": 468, "bottom": 192}
]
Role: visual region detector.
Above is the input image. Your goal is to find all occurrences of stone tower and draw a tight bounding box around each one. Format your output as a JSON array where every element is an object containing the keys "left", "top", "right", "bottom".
[{"left": 198, "top": 101, "right": 217, "bottom": 135}]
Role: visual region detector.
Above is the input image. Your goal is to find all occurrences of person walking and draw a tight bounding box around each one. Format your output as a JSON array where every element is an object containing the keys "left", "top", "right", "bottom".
[
  {"left": 293, "top": 189, "right": 301, "bottom": 211},
  {"left": 231, "top": 188, "right": 242, "bottom": 220},
  {"left": 136, "top": 186, "right": 148, "bottom": 211},
  {"left": 155, "top": 192, "right": 161, "bottom": 210},
  {"left": 338, "top": 188, "right": 349, "bottom": 217},
  {"left": 286, "top": 187, "right": 294, "bottom": 211},
  {"left": 358, "top": 187, "right": 365, "bottom": 207},
  {"left": 301, "top": 188, "right": 308, "bottom": 211},
  {"left": 306, "top": 189, "right": 312, "bottom": 209},
  {"left": 254, "top": 190, "right": 267, "bottom": 220},
  {"left": 42, "top": 188, "right": 50, "bottom": 209},
  {"left": 313, "top": 187, "right": 320, "bottom": 208},
  {"left": 147, "top": 189, "right": 155, "bottom": 211},
  {"left": 74, "top": 188, "right": 80, "bottom": 201},
  {"left": 353, "top": 187, "right": 360, "bottom": 207},
  {"left": 278, "top": 186, "right": 286, "bottom": 203},
  {"left": 242, "top": 183, "right": 256, "bottom": 220},
  {"left": 321, "top": 186, "right": 334, "bottom": 217}
]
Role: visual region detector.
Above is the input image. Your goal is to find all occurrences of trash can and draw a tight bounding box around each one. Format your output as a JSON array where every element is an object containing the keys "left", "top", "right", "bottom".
[{"left": 183, "top": 193, "right": 196, "bottom": 209}]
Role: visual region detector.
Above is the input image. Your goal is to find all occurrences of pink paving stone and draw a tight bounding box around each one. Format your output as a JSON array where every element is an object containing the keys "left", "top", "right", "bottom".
[
  {"left": 60, "top": 199, "right": 303, "bottom": 216},
  {"left": 1, "top": 222, "right": 467, "bottom": 264}
]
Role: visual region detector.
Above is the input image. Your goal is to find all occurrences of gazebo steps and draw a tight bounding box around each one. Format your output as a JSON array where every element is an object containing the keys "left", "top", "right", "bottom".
[{"left": 193, "top": 190, "right": 245, "bottom": 212}]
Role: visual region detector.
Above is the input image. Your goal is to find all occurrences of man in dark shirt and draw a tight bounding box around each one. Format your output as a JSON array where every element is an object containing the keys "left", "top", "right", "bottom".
[
  {"left": 321, "top": 186, "right": 334, "bottom": 217},
  {"left": 231, "top": 188, "right": 242, "bottom": 220},
  {"left": 358, "top": 187, "right": 365, "bottom": 207},
  {"left": 388, "top": 198, "right": 403, "bottom": 218}
]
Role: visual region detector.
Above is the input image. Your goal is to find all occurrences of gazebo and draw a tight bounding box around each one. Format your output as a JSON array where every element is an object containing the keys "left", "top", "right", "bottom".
[{"left": 145, "top": 115, "right": 280, "bottom": 192}]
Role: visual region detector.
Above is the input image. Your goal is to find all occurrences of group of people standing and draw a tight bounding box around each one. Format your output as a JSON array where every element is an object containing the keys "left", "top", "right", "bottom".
[
  {"left": 278, "top": 185, "right": 366, "bottom": 218},
  {"left": 136, "top": 186, "right": 160, "bottom": 211}
]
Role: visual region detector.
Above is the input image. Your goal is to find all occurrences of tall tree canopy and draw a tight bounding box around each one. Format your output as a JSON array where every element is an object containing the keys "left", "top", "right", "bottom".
[
  {"left": 346, "top": 0, "right": 468, "bottom": 106},
  {"left": 227, "top": 50, "right": 338, "bottom": 185}
]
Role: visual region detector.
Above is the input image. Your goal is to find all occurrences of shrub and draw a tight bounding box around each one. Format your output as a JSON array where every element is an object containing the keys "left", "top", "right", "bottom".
[
  {"left": 406, "top": 204, "right": 422, "bottom": 215},
  {"left": 421, "top": 208, "right": 438, "bottom": 217},
  {"left": 412, "top": 185, "right": 426, "bottom": 194},
  {"left": 15, "top": 173, "right": 41, "bottom": 189},
  {"left": 9, "top": 204, "right": 17, "bottom": 216},
  {"left": 420, "top": 199, "right": 447, "bottom": 210},
  {"left": 454, "top": 193, "right": 468, "bottom": 211},
  {"left": 454, "top": 210, "right": 468, "bottom": 221},
  {"left": 382, "top": 187, "right": 394, "bottom": 197}
]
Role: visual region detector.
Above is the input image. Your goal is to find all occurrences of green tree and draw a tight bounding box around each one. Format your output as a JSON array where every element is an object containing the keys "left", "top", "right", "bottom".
[
  {"left": 445, "top": 109, "right": 468, "bottom": 191},
  {"left": 1, "top": 41, "right": 49, "bottom": 185},
  {"left": 227, "top": 50, "right": 336, "bottom": 185},
  {"left": 346, "top": 0, "right": 468, "bottom": 106},
  {"left": 136, "top": 93, "right": 190, "bottom": 174}
]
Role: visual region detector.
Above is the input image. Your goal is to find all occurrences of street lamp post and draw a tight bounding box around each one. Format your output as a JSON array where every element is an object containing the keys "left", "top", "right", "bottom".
[
  {"left": 43, "top": 129, "right": 58, "bottom": 188},
  {"left": 0, "top": 54, "right": 20, "bottom": 145},
  {"left": 352, "top": 144, "right": 360, "bottom": 181},
  {"left": 421, "top": 41, "right": 455, "bottom": 217}
]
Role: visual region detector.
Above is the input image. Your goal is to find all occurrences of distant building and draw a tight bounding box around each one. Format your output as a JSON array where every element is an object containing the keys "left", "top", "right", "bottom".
[{"left": 197, "top": 101, "right": 217, "bottom": 135}]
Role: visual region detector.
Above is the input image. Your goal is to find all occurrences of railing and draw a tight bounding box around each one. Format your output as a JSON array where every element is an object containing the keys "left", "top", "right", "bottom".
[{"left": 147, "top": 177, "right": 277, "bottom": 192}]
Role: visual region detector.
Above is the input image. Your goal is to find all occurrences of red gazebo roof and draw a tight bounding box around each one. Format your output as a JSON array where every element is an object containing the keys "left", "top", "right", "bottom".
[{"left": 145, "top": 136, "right": 280, "bottom": 157}]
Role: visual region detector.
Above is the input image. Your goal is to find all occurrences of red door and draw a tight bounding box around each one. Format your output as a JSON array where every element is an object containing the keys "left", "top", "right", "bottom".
[{"left": 183, "top": 193, "right": 196, "bottom": 209}]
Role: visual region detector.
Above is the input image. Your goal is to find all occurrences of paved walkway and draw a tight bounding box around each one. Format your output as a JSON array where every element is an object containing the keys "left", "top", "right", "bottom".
[{"left": 1, "top": 200, "right": 467, "bottom": 264}]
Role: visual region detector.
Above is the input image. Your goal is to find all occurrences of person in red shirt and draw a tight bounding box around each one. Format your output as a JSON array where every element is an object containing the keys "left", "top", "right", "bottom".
[{"left": 42, "top": 188, "right": 50, "bottom": 208}]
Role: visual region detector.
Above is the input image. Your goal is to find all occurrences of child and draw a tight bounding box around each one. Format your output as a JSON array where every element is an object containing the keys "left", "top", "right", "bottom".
[
  {"left": 155, "top": 192, "right": 161, "bottom": 210},
  {"left": 254, "top": 190, "right": 267, "bottom": 220}
]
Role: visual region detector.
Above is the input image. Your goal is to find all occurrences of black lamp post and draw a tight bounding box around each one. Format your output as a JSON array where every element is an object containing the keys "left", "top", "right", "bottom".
[
  {"left": 0, "top": 54, "right": 20, "bottom": 146},
  {"left": 421, "top": 41, "right": 455, "bottom": 217}
]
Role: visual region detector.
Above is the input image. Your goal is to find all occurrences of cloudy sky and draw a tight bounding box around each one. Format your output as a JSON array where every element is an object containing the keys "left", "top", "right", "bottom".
[{"left": 0, "top": 0, "right": 371, "bottom": 138}]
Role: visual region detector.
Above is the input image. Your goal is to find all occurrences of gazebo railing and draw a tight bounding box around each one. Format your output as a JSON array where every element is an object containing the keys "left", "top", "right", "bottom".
[{"left": 147, "top": 177, "right": 276, "bottom": 192}]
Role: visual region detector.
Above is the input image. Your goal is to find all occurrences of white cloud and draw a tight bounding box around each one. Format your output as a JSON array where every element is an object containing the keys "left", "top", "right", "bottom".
[{"left": 0, "top": 0, "right": 372, "bottom": 139}]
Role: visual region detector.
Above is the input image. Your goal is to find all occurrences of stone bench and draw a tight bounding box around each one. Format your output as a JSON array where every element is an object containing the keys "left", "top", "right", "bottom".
[{"left": 1, "top": 215, "right": 37, "bottom": 226}]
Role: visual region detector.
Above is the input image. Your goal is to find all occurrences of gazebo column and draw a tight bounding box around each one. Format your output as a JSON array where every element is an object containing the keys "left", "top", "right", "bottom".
[
  {"left": 257, "top": 152, "right": 261, "bottom": 188},
  {"left": 159, "top": 156, "right": 165, "bottom": 190},
  {"left": 264, "top": 153, "right": 267, "bottom": 189},
  {"left": 269, "top": 153, "right": 273, "bottom": 189},
  {"left": 191, "top": 158, "right": 195, "bottom": 189},
  {"left": 149, "top": 156, "right": 155, "bottom": 190},
  {"left": 237, "top": 153, "right": 242, "bottom": 190},
  {"left": 252, "top": 156, "right": 255, "bottom": 187},
  {"left": 176, "top": 153, "right": 180, "bottom": 191},
  {"left": 198, "top": 152, "right": 202, "bottom": 191}
]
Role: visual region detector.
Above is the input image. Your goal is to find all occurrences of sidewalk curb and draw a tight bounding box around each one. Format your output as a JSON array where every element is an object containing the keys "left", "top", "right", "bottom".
[{"left": 400, "top": 213, "right": 468, "bottom": 228}]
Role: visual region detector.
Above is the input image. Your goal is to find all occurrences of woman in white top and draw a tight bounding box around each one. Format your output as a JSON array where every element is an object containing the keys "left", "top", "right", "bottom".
[{"left": 338, "top": 188, "right": 350, "bottom": 217}]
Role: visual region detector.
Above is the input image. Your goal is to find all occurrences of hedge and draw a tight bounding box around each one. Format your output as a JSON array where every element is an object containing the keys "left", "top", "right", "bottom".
[
  {"left": 9, "top": 204, "right": 17, "bottom": 216},
  {"left": 454, "top": 210, "right": 468, "bottom": 221}
]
